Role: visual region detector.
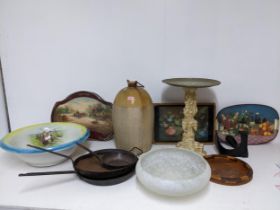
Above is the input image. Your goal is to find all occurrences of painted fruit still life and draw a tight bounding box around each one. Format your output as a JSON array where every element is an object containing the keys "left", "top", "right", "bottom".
[{"left": 216, "top": 104, "right": 279, "bottom": 144}]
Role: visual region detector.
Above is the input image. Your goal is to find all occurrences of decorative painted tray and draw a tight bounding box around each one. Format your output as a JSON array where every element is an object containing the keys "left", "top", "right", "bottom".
[
  {"left": 51, "top": 91, "right": 113, "bottom": 141},
  {"left": 204, "top": 154, "right": 253, "bottom": 186},
  {"left": 216, "top": 104, "right": 279, "bottom": 144}
]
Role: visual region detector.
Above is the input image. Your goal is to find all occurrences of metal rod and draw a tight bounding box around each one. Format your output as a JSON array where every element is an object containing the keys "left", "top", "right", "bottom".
[
  {"left": 76, "top": 142, "right": 94, "bottom": 154},
  {"left": 27, "top": 144, "right": 73, "bottom": 161},
  {"left": 19, "top": 170, "right": 76, "bottom": 177},
  {"left": 0, "top": 58, "right": 11, "bottom": 132},
  {"left": 75, "top": 142, "right": 102, "bottom": 163}
]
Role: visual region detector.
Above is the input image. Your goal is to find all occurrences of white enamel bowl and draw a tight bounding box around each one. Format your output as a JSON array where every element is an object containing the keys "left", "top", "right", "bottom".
[
  {"left": 0, "top": 122, "right": 89, "bottom": 167},
  {"left": 136, "top": 148, "right": 211, "bottom": 196}
]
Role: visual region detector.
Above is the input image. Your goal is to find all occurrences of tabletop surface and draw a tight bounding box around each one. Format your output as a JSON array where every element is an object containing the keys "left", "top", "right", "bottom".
[{"left": 0, "top": 139, "right": 279, "bottom": 210}]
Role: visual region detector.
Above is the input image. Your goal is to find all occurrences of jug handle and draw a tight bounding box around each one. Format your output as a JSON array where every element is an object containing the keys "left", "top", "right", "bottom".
[{"left": 127, "top": 80, "right": 144, "bottom": 88}]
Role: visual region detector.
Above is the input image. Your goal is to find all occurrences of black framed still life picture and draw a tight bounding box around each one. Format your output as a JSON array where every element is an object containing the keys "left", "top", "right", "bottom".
[{"left": 154, "top": 103, "right": 215, "bottom": 143}]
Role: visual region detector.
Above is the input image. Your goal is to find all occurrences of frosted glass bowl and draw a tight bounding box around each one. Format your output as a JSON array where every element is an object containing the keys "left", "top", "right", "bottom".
[{"left": 136, "top": 148, "right": 211, "bottom": 196}]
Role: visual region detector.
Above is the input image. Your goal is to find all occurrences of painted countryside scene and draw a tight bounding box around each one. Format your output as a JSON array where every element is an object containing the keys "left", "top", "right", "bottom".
[{"left": 53, "top": 97, "right": 113, "bottom": 140}]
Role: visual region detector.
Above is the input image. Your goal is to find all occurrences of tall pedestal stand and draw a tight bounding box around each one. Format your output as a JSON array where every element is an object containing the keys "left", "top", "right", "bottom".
[
  {"left": 177, "top": 88, "right": 206, "bottom": 155},
  {"left": 162, "top": 78, "right": 221, "bottom": 156}
]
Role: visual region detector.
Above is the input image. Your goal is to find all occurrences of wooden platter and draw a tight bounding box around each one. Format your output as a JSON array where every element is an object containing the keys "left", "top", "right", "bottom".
[{"left": 204, "top": 154, "right": 253, "bottom": 186}]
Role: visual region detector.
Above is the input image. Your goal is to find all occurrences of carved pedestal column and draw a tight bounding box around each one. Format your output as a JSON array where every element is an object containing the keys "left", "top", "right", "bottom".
[{"left": 176, "top": 88, "right": 206, "bottom": 155}]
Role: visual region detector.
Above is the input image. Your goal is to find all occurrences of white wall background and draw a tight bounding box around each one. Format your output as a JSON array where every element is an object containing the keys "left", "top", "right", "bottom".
[
  {"left": 0, "top": 0, "right": 279, "bottom": 132},
  {"left": 0, "top": 64, "right": 9, "bottom": 137}
]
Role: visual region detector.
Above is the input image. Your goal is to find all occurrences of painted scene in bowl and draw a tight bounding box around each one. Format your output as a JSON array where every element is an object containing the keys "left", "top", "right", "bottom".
[
  {"left": 52, "top": 96, "right": 113, "bottom": 140},
  {"left": 217, "top": 104, "right": 279, "bottom": 144},
  {"left": 30, "top": 128, "right": 63, "bottom": 147}
]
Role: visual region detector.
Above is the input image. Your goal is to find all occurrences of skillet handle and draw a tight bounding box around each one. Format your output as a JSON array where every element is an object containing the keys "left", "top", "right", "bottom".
[
  {"left": 75, "top": 143, "right": 103, "bottom": 163},
  {"left": 129, "top": 147, "right": 143, "bottom": 156},
  {"left": 76, "top": 142, "right": 93, "bottom": 154},
  {"left": 27, "top": 144, "right": 73, "bottom": 161},
  {"left": 19, "top": 170, "right": 76, "bottom": 177}
]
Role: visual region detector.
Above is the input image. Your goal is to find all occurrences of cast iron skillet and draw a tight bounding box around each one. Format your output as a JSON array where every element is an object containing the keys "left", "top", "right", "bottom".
[
  {"left": 20, "top": 145, "right": 141, "bottom": 180},
  {"left": 77, "top": 170, "right": 135, "bottom": 186},
  {"left": 76, "top": 143, "right": 140, "bottom": 169}
]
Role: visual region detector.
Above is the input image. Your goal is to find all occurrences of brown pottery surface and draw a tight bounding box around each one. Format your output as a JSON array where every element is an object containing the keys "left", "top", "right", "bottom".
[{"left": 113, "top": 81, "right": 154, "bottom": 152}]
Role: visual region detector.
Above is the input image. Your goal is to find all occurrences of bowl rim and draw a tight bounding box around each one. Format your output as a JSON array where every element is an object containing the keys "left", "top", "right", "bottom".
[
  {"left": 0, "top": 122, "right": 90, "bottom": 154},
  {"left": 137, "top": 148, "right": 210, "bottom": 181}
]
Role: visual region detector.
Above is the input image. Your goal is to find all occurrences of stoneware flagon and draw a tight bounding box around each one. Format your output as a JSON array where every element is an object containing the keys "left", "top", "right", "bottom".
[{"left": 113, "top": 81, "right": 154, "bottom": 152}]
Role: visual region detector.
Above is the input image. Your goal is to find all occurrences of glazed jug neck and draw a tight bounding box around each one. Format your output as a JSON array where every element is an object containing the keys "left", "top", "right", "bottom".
[{"left": 127, "top": 80, "right": 144, "bottom": 88}]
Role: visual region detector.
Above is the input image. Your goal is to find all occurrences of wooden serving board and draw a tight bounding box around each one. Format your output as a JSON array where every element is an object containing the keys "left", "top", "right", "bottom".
[{"left": 204, "top": 154, "right": 253, "bottom": 186}]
